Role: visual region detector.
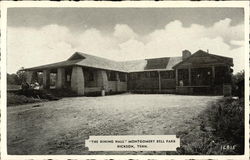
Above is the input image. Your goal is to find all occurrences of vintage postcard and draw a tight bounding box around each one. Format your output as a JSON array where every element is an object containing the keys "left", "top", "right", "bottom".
[{"left": 1, "top": 1, "right": 249, "bottom": 160}]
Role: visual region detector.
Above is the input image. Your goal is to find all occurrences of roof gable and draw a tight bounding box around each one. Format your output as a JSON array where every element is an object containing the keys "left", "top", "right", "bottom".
[
  {"left": 173, "top": 50, "right": 233, "bottom": 68},
  {"left": 74, "top": 52, "right": 126, "bottom": 72},
  {"left": 67, "top": 52, "right": 86, "bottom": 60}
]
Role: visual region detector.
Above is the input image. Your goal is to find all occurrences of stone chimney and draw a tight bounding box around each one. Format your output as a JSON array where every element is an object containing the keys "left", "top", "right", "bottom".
[{"left": 182, "top": 50, "right": 191, "bottom": 60}]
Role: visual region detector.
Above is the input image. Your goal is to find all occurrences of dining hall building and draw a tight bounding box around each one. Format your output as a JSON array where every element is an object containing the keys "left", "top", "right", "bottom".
[{"left": 24, "top": 49, "right": 233, "bottom": 96}]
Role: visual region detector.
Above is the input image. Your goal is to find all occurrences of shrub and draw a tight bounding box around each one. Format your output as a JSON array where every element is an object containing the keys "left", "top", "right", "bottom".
[
  {"left": 7, "top": 93, "right": 45, "bottom": 106},
  {"left": 232, "top": 70, "right": 244, "bottom": 98},
  {"left": 177, "top": 97, "right": 244, "bottom": 155},
  {"left": 207, "top": 98, "right": 244, "bottom": 154}
]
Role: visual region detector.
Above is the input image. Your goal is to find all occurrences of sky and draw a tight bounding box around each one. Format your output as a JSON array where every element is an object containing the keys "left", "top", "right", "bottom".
[{"left": 7, "top": 7, "right": 245, "bottom": 73}]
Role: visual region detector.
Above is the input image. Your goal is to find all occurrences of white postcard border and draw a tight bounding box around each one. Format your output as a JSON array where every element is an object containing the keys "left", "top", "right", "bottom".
[{"left": 1, "top": 1, "right": 249, "bottom": 160}]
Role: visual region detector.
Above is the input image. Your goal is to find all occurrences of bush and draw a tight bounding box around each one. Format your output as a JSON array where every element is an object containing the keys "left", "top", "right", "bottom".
[
  {"left": 7, "top": 93, "right": 45, "bottom": 106},
  {"left": 207, "top": 98, "right": 244, "bottom": 154},
  {"left": 177, "top": 97, "right": 244, "bottom": 155},
  {"left": 232, "top": 70, "right": 244, "bottom": 98}
]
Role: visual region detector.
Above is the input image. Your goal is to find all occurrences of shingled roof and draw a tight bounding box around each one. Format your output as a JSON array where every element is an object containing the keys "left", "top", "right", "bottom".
[
  {"left": 120, "top": 57, "right": 182, "bottom": 72},
  {"left": 24, "top": 52, "right": 182, "bottom": 72},
  {"left": 173, "top": 50, "right": 233, "bottom": 68},
  {"left": 24, "top": 52, "right": 125, "bottom": 72},
  {"left": 24, "top": 50, "right": 232, "bottom": 73}
]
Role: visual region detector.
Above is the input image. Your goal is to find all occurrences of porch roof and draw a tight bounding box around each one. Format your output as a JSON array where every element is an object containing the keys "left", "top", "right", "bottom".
[{"left": 23, "top": 59, "right": 82, "bottom": 71}]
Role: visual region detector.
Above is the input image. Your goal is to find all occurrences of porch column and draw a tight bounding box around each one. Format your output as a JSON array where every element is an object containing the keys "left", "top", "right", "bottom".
[
  {"left": 175, "top": 69, "right": 178, "bottom": 86},
  {"left": 212, "top": 66, "right": 215, "bottom": 78},
  {"left": 227, "top": 66, "right": 232, "bottom": 83},
  {"left": 71, "top": 66, "right": 84, "bottom": 95},
  {"left": 26, "top": 71, "right": 34, "bottom": 84},
  {"left": 158, "top": 71, "right": 161, "bottom": 92},
  {"left": 211, "top": 66, "right": 215, "bottom": 85},
  {"left": 125, "top": 73, "right": 128, "bottom": 91},
  {"left": 96, "top": 70, "right": 108, "bottom": 91},
  {"left": 56, "top": 68, "right": 65, "bottom": 89},
  {"left": 116, "top": 72, "right": 120, "bottom": 92},
  {"left": 43, "top": 70, "right": 50, "bottom": 89},
  {"left": 188, "top": 67, "right": 191, "bottom": 86}
]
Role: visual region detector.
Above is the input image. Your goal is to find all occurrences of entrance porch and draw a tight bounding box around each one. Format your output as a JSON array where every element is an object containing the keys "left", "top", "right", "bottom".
[
  {"left": 25, "top": 65, "right": 128, "bottom": 96},
  {"left": 175, "top": 65, "right": 232, "bottom": 95}
]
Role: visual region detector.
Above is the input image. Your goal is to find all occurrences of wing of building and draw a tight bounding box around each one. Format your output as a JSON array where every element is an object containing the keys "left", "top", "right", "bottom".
[{"left": 24, "top": 49, "right": 233, "bottom": 96}]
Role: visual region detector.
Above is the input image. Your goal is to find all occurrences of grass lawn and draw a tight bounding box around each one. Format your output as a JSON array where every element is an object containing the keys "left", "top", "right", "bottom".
[
  {"left": 7, "top": 93, "right": 46, "bottom": 106},
  {"left": 7, "top": 94, "right": 221, "bottom": 155},
  {"left": 7, "top": 85, "right": 21, "bottom": 91}
]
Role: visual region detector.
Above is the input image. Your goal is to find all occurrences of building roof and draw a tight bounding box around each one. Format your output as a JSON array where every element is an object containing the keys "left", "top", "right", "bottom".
[
  {"left": 69, "top": 52, "right": 127, "bottom": 72},
  {"left": 120, "top": 57, "right": 182, "bottom": 72},
  {"left": 23, "top": 59, "right": 82, "bottom": 71},
  {"left": 24, "top": 52, "right": 182, "bottom": 72},
  {"left": 173, "top": 50, "right": 233, "bottom": 68},
  {"left": 24, "top": 50, "right": 232, "bottom": 73},
  {"left": 24, "top": 52, "right": 125, "bottom": 72}
]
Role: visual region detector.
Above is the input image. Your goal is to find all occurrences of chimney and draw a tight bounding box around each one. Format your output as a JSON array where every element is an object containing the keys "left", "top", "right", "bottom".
[{"left": 182, "top": 50, "right": 191, "bottom": 60}]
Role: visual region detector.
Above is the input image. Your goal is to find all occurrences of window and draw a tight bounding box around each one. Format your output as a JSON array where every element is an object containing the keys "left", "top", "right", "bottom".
[
  {"left": 161, "top": 71, "right": 175, "bottom": 79},
  {"left": 150, "top": 71, "right": 158, "bottom": 78},
  {"left": 178, "top": 69, "right": 189, "bottom": 86},
  {"left": 178, "top": 69, "right": 188, "bottom": 80},
  {"left": 85, "top": 71, "right": 94, "bottom": 81},
  {"left": 50, "top": 73, "right": 57, "bottom": 87},
  {"left": 137, "top": 72, "right": 143, "bottom": 79},
  {"left": 130, "top": 72, "right": 152, "bottom": 80},
  {"left": 129, "top": 73, "right": 136, "bottom": 80},
  {"left": 191, "top": 67, "right": 213, "bottom": 86},
  {"left": 66, "top": 74, "right": 71, "bottom": 82},
  {"left": 107, "top": 71, "right": 117, "bottom": 81},
  {"left": 144, "top": 72, "right": 150, "bottom": 78},
  {"left": 143, "top": 71, "right": 158, "bottom": 78},
  {"left": 119, "top": 73, "right": 127, "bottom": 82}
]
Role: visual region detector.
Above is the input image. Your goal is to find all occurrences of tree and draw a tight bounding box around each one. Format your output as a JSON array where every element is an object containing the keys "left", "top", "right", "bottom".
[
  {"left": 232, "top": 70, "right": 244, "bottom": 98},
  {"left": 7, "top": 73, "right": 19, "bottom": 85},
  {"left": 7, "top": 67, "right": 27, "bottom": 85},
  {"left": 16, "top": 67, "right": 27, "bottom": 84}
]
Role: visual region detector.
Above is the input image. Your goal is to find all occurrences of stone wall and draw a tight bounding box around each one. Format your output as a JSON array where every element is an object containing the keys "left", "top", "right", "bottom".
[{"left": 71, "top": 66, "right": 85, "bottom": 95}]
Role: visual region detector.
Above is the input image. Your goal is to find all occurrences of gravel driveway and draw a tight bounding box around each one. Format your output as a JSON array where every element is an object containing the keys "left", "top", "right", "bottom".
[{"left": 7, "top": 93, "right": 221, "bottom": 155}]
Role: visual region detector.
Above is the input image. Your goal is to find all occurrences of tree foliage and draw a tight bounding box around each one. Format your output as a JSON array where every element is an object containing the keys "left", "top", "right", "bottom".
[
  {"left": 7, "top": 67, "right": 26, "bottom": 85},
  {"left": 232, "top": 70, "right": 244, "bottom": 98},
  {"left": 7, "top": 73, "right": 19, "bottom": 85}
]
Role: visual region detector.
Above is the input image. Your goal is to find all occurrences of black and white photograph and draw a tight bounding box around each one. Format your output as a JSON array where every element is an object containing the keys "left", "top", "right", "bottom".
[{"left": 1, "top": 1, "right": 249, "bottom": 159}]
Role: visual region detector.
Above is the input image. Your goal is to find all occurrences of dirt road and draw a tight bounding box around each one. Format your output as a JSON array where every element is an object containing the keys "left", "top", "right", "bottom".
[{"left": 7, "top": 94, "right": 221, "bottom": 155}]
